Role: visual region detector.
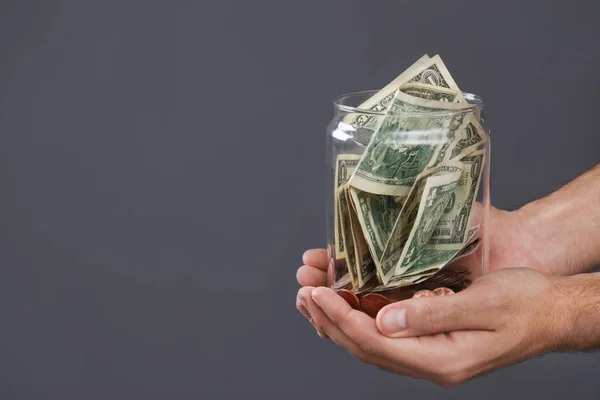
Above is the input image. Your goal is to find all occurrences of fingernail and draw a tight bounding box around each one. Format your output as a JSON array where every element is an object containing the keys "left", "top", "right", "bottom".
[
  {"left": 311, "top": 290, "right": 321, "bottom": 307},
  {"left": 298, "top": 304, "right": 312, "bottom": 322},
  {"left": 382, "top": 308, "right": 407, "bottom": 333}
]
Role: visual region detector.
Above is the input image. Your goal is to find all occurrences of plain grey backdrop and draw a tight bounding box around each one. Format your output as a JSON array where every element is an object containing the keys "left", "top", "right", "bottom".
[{"left": 0, "top": 0, "right": 599, "bottom": 399}]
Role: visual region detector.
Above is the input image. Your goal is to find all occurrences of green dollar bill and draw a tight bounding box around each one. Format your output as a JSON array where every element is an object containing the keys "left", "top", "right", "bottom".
[
  {"left": 448, "top": 120, "right": 487, "bottom": 161},
  {"left": 403, "top": 55, "right": 462, "bottom": 90},
  {"left": 334, "top": 154, "right": 361, "bottom": 259},
  {"left": 377, "top": 162, "right": 463, "bottom": 285},
  {"left": 345, "top": 54, "right": 467, "bottom": 145},
  {"left": 338, "top": 186, "right": 358, "bottom": 287},
  {"left": 345, "top": 54, "right": 432, "bottom": 133},
  {"left": 427, "top": 150, "right": 486, "bottom": 250},
  {"left": 348, "top": 188, "right": 402, "bottom": 268},
  {"left": 393, "top": 165, "right": 463, "bottom": 276},
  {"left": 346, "top": 189, "right": 377, "bottom": 287},
  {"left": 408, "top": 227, "right": 479, "bottom": 277},
  {"left": 385, "top": 227, "right": 479, "bottom": 287},
  {"left": 399, "top": 83, "right": 487, "bottom": 164},
  {"left": 349, "top": 87, "right": 469, "bottom": 197},
  {"left": 400, "top": 82, "right": 463, "bottom": 103}
]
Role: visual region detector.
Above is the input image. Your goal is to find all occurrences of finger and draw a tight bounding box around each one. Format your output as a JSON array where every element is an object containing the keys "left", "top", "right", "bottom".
[
  {"left": 310, "top": 287, "right": 393, "bottom": 360},
  {"left": 307, "top": 289, "right": 401, "bottom": 371},
  {"left": 297, "top": 287, "right": 327, "bottom": 337},
  {"left": 302, "top": 249, "right": 329, "bottom": 271},
  {"left": 310, "top": 288, "right": 450, "bottom": 381},
  {"left": 296, "top": 296, "right": 312, "bottom": 322},
  {"left": 296, "top": 265, "right": 327, "bottom": 287},
  {"left": 376, "top": 286, "right": 499, "bottom": 338}
]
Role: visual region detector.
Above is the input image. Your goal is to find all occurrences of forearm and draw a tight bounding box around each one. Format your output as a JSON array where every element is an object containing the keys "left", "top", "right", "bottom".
[
  {"left": 550, "top": 272, "right": 600, "bottom": 351},
  {"left": 517, "top": 163, "right": 600, "bottom": 275}
]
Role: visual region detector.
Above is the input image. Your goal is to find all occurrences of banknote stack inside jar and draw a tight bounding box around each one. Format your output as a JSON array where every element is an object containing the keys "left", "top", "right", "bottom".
[{"left": 332, "top": 54, "right": 487, "bottom": 317}]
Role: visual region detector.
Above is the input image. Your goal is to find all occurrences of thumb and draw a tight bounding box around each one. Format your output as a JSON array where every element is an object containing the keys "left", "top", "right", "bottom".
[{"left": 375, "top": 287, "right": 498, "bottom": 337}]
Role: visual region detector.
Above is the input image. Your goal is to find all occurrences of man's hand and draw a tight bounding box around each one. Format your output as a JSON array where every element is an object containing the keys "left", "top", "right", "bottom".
[
  {"left": 296, "top": 164, "right": 600, "bottom": 385},
  {"left": 297, "top": 268, "right": 574, "bottom": 387},
  {"left": 296, "top": 203, "right": 595, "bottom": 298}
]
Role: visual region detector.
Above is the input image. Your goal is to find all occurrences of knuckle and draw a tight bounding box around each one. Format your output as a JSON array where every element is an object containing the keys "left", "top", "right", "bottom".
[
  {"left": 412, "top": 302, "right": 432, "bottom": 332},
  {"left": 482, "top": 290, "right": 515, "bottom": 325},
  {"left": 297, "top": 286, "right": 313, "bottom": 299},
  {"left": 483, "top": 288, "right": 510, "bottom": 311},
  {"left": 414, "top": 301, "right": 444, "bottom": 333}
]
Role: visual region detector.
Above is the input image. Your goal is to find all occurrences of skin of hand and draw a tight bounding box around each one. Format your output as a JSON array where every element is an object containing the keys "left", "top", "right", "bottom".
[
  {"left": 297, "top": 251, "right": 600, "bottom": 386},
  {"left": 298, "top": 162, "right": 600, "bottom": 292},
  {"left": 297, "top": 268, "right": 566, "bottom": 387},
  {"left": 296, "top": 165, "right": 600, "bottom": 386},
  {"left": 296, "top": 201, "right": 595, "bottom": 299},
  {"left": 294, "top": 205, "right": 546, "bottom": 338}
]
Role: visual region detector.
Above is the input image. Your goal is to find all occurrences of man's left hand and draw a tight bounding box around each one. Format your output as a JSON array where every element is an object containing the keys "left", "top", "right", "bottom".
[{"left": 297, "top": 268, "right": 567, "bottom": 387}]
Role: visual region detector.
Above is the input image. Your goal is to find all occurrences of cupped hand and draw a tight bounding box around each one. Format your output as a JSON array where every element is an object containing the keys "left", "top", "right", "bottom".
[
  {"left": 297, "top": 268, "right": 566, "bottom": 387},
  {"left": 295, "top": 207, "right": 568, "bottom": 295},
  {"left": 294, "top": 207, "right": 570, "bottom": 385}
]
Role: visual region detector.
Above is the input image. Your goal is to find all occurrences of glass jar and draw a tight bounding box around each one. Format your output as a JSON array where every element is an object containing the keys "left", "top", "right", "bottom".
[{"left": 325, "top": 89, "right": 490, "bottom": 317}]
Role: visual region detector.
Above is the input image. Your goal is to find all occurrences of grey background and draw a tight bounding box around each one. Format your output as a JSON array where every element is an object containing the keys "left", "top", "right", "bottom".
[{"left": 0, "top": 0, "right": 598, "bottom": 399}]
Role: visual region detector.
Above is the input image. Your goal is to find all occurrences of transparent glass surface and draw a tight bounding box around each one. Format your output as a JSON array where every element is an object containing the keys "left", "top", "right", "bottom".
[{"left": 325, "top": 90, "right": 490, "bottom": 317}]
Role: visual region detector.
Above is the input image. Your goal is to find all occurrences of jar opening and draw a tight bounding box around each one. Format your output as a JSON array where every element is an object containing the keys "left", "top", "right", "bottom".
[{"left": 333, "top": 89, "right": 484, "bottom": 118}]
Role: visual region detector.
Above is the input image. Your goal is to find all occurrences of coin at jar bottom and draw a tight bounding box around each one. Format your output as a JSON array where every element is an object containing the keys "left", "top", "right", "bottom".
[
  {"left": 433, "top": 287, "right": 455, "bottom": 296},
  {"left": 337, "top": 289, "right": 361, "bottom": 310},
  {"left": 413, "top": 289, "right": 437, "bottom": 298},
  {"left": 360, "top": 293, "right": 390, "bottom": 318}
]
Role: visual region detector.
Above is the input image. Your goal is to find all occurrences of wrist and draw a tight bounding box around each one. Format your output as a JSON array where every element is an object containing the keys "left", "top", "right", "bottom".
[
  {"left": 515, "top": 200, "right": 595, "bottom": 275},
  {"left": 512, "top": 204, "right": 573, "bottom": 275},
  {"left": 515, "top": 165, "right": 600, "bottom": 275},
  {"left": 545, "top": 274, "right": 600, "bottom": 351}
]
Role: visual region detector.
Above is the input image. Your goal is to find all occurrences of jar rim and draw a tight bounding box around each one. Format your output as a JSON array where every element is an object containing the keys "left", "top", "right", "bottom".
[{"left": 333, "top": 89, "right": 484, "bottom": 118}]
